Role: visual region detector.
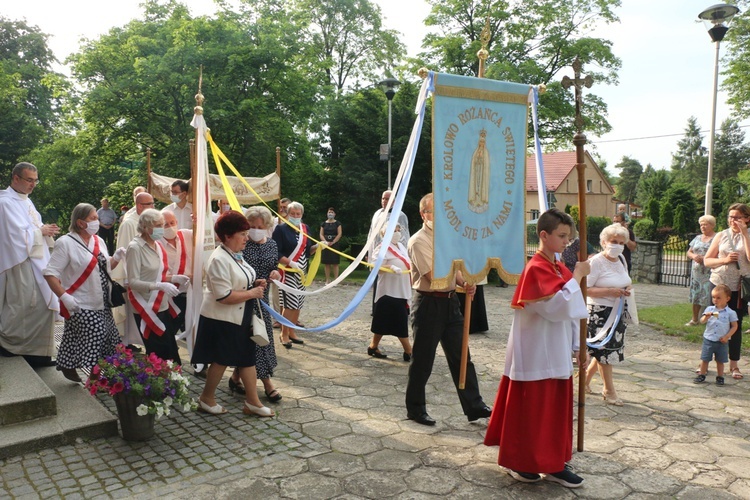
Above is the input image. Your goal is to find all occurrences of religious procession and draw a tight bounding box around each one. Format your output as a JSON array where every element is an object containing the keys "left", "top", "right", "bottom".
[{"left": 2, "top": 2, "right": 750, "bottom": 499}]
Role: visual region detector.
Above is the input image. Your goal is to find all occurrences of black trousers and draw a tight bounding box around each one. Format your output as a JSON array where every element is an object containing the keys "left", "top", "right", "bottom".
[
  {"left": 405, "top": 293, "right": 485, "bottom": 415},
  {"left": 134, "top": 311, "right": 181, "bottom": 364},
  {"left": 98, "top": 226, "right": 115, "bottom": 254}
]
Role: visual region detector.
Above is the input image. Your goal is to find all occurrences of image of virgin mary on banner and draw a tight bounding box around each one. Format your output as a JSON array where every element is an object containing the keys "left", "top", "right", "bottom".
[{"left": 431, "top": 73, "right": 529, "bottom": 289}]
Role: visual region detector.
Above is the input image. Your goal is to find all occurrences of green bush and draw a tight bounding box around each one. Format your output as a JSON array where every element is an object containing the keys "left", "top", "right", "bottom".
[
  {"left": 633, "top": 218, "right": 656, "bottom": 240},
  {"left": 586, "top": 216, "right": 612, "bottom": 244}
]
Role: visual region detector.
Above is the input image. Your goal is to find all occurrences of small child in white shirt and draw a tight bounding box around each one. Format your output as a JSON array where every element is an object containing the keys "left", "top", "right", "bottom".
[{"left": 695, "top": 284, "right": 737, "bottom": 386}]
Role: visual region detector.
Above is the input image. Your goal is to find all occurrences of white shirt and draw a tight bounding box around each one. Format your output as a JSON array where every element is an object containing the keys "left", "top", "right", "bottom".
[
  {"left": 163, "top": 230, "right": 193, "bottom": 278},
  {"left": 374, "top": 242, "right": 412, "bottom": 303},
  {"left": 162, "top": 202, "right": 194, "bottom": 230},
  {"left": 368, "top": 208, "right": 410, "bottom": 260},
  {"left": 586, "top": 253, "right": 632, "bottom": 308},
  {"left": 126, "top": 237, "right": 170, "bottom": 312},
  {"left": 504, "top": 279, "right": 587, "bottom": 381},
  {"left": 43, "top": 234, "right": 110, "bottom": 311}
]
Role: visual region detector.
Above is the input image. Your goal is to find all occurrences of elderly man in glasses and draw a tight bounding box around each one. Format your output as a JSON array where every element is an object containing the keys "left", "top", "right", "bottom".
[{"left": 0, "top": 162, "right": 61, "bottom": 368}]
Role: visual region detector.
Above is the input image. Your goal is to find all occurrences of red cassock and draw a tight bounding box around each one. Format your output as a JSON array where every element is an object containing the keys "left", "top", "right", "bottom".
[{"left": 484, "top": 252, "right": 586, "bottom": 473}]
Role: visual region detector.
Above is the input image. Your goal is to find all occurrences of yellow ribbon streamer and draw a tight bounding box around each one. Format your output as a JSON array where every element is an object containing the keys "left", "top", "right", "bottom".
[{"left": 205, "top": 133, "right": 404, "bottom": 276}]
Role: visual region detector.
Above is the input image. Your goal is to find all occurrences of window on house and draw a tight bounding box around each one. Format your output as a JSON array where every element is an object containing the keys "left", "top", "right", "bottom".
[
  {"left": 586, "top": 180, "right": 592, "bottom": 193},
  {"left": 530, "top": 209, "right": 540, "bottom": 220}
]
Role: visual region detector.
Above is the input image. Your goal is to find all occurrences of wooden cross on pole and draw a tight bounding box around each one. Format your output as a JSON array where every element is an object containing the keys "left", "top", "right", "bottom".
[
  {"left": 561, "top": 56, "right": 594, "bottom": 453},
  {"left": 561, "top": 57, "right": 593, "bottom": 135}
]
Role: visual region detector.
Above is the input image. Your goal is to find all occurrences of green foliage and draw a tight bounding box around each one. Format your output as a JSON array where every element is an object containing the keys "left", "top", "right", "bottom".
[
  {"left": 586, "top": 216, "right": 611, "bottom": 245},
  {"left": 569, "top": 205, "right": 580, "bottom": 225},
  {"left": 670, "top": 117, "right": 707, "bottom": 197},
  {"left": 658, "top": 185, "right": 698, "bottom": 234},
  {"left": 613, "top": 155, "right": 642, "bottom": 204},
  {"left": 659, "top": 202, "right": 673, "bottom": 229},
  {"left": 714, "top": 118, "right": 750, "bottom": 182},
  {"left": 633, "top": 218, "right": 656, "bottom": 240},
  {"left": 724, "top": 3, "right": 750, "bottom": 121},
  {"left": 646, "top": 199, "right": 661, "bottom": 225},
  {"left": 0, "top": 17, "right": 68, "bottom": 177},
  {"left": 414, "top": 0, "right": 621, "bottom": 148}
]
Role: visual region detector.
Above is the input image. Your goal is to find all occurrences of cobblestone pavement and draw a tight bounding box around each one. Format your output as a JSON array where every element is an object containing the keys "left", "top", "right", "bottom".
[{"left": 1, "top": 282, "right": 749, "bottom": 499}]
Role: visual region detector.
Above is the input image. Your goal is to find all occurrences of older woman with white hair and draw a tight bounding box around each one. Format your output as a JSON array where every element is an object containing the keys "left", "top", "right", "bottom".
[
  {"left": 238, "top": 205, "right": 284, "bottom": 402},
  {"left": 584, "top": 223, "right": 633, "bottom": 406},
  {"left": 272, "top": 201, "right": 317, "bottom": 348},
  {"left": 126, "top": 208, "right": 188, "bottom": 363},
  {"left": 686, "top": 215, "right": 717, "bottom": 326},
  {"left": 43, "top": 203, "right": 126, "bottom": 382}
]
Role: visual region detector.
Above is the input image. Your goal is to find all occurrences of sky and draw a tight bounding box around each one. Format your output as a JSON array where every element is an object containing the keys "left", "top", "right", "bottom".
[{"left": 2, "top": 0, "right": 746, "bottom": 174}]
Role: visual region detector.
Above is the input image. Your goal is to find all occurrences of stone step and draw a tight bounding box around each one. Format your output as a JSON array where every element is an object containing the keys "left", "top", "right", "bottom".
[
  {"left": 0, "top": 356, "right": 56, "bottom": 425},
  {"left": 0, "top": 361, "right": 118, "bottom": 460}
]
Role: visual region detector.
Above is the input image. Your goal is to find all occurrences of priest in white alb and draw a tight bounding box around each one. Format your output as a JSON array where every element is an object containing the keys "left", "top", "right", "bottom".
[{"left": 0, "top": 163, "right": 60, "bottom": 367}]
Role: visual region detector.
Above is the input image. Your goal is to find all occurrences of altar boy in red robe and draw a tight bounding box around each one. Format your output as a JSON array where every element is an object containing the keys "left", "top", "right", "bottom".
[{"left": 484, "top": 208, "right": 590, "bottom": 488}]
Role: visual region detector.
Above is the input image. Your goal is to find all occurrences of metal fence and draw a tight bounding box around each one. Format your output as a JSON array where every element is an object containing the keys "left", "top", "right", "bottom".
[{"left": 657, "top": 235, "right": 694, "bottom": 287}]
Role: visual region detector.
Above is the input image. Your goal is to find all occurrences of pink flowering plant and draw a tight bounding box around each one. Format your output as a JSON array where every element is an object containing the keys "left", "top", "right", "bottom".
[{"left": 86, "top": 344, "right": 197, "bottom": 419}]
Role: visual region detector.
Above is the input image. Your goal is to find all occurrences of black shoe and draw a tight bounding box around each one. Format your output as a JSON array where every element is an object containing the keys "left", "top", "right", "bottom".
[
  {"left": 407, "top": 412, "right": 436, "bottom": 426},
  {"left": 716, "top": 376, "right": 725, "bottom": 386},
  {"left": 279, "top": 336, "right": 293, "bottom": 349},
  {"left": 126, "top": 344, "right": 142, "bottom": 353},
  {"left": 289, "top": 337, "right": 304, "bottom": 345},
  {"left": 193, "top": 365, "right": 207, "bottom": 379},
  {"left": 467, "top": 404, "right": 492, "bottom": 422},
  {"left": 544, "top": 468, "right": 584, "bottom": 488},
  {"left": 694, "top": 374, "right": 706, "bottom": 384},
  {"left": 59, "top": 367, "right": 82, "bottom": 383},
  {"left": 368, "top": 346, "right": 387, "bottom": 359},
  {"left": 228, "top": 378, "right": 246, "bottom": 395},
  {"left": 403, "top": 352, "right": 411, "bottom": 362},
  {"left": 508, "top": 470, "right": 542, "bottom": 483},
  {"left": 265, "top": 388, "right": 283, "bottom": 403}
]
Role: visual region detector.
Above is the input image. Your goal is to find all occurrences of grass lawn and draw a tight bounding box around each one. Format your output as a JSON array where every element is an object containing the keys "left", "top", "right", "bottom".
[{"left": 639, "top": 303, "right": 750, "bottom": 353}]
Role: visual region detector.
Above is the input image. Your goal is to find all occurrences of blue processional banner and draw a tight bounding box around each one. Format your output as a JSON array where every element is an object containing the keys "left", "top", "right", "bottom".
[{"left": 431, "top": 72, "right": 529, "bottom": 288}]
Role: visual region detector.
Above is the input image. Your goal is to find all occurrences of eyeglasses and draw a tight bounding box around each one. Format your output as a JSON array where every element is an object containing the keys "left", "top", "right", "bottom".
[
  {"left": 18, "top": 175, "right": 40, "bottom": 185},
  {"left": 728, "top": 215, "right": 745, "bottom": 220}
]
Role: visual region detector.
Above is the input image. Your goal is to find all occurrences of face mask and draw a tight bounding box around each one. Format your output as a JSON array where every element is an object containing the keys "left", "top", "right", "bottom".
[
  {"left": 288, "top": 217, "right": 301, "bottom": 227},
  {"left": 234, "top": 252, "right": 244, "bottom": 261},
  {"left": 170, "top": 194, "right": 182, "bottom": 204},
  {"left": 391, "top": 231, "right": 401, "bottom": 244},
  {"left": 327, "top": 212, "right": 335, "bottom": 220},
  {"left": 151, "top": 227, "right": 165, "bottom": 240},
  {"left": 248, "top": 228, "right": 266, "bottom": 242},
  {"left": 84, "top": 220, "right": 99, "bottom": 236},
  {"left": 121, "top": 210, "right": 126, "bottom": 215},
  {"left": 163, "top": 226, "right": 177, "bottom": 240},
  {"left": 425, "top": 220, "right": 433, "bottom": 230},
  {"left": 605, "top": 243, "right": 624, "bottom": 258}
]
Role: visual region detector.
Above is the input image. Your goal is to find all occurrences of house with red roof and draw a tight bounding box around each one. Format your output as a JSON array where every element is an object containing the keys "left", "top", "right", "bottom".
[{"left": 525, "top": 151, "right": 615, "bottom": 220}]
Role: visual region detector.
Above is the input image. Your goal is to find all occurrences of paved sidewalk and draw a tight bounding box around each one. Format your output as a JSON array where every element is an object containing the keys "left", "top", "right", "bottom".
[{"left": 1, "top": 283, "right": 749, "bottom": 499}]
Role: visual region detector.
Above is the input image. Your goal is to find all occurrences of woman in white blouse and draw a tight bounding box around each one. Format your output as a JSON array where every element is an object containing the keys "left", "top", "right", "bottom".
[
  {"left": 43, "top": 203, "right": 126, "bottom": 382},
  {"left": 368, "top": 224, "right": 413, "bottom": 361},
  {"left": 126, "top": 209, "right": 188, "bottom": 364},
  {"left": 192, "top": 211, "right": 274, "bottom": 417},
  {"left": 584, "top": 223, "right": 633, "bottom": 406}
]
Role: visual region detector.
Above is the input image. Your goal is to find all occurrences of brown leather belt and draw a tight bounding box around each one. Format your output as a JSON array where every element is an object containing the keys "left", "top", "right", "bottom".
[{"left": 418, "top": 290, "right": 455, "bottom": 298}]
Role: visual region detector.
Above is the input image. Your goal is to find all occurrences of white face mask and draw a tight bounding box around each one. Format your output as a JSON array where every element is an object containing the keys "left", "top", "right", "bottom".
[
  {"left": 248, "top": 228, "right": 266, "bottom": 242},
  {"left": 288, "top": 217, "right": 301, "bottom": 227},
  {"left": 84, "top": 220, "right": 99, "bottom": 236},
  {"left": 605, "top": 243, "right": 624, "bottom": 258},
  {"left": 425, "top": 220, "right": 433, "bottom": 230},
  {"left": 151, "top": 227, "right": 165, "bottom": 240},
  {"left": 163, "top": 226, "right": 177, "bottom": 240},
  {"left": 170, "top": 194, "right": 182, "bottom": 204},
  {"left": 327, "top": 212, "right": 335, "bottom": 220},
  {"left": 391, "top": 231, "right": 401, "bottom": 244}
]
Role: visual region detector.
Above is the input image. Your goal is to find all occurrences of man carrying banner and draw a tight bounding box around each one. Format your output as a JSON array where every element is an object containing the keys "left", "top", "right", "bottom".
[{"left": 405, "top": 193, "right": 492, "bottom": 426}]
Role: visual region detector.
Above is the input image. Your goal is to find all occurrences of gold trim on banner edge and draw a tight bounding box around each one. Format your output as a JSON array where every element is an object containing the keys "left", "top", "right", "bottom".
[{"left": 433, "top": 84, "right": 529, "bottom": 105}]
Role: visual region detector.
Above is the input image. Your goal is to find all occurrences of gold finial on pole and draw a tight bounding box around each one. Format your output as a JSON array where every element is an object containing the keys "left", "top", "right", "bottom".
[
  {"left": 418, "top": 67, "right": 429, "bottom": 79},
  {"left": 477, "top": 15, "right": 491, "bottom": 78},
  {"left": 194, "top": 65, "right": 205, "bottom": 115}
]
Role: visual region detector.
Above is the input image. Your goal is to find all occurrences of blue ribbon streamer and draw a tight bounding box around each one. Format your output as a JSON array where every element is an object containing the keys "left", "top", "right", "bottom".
[
  {"left": 586, "top": 296, "right": 625, "bottom": 349},
  {"left": 261, "top": 73, "right": 435, "bottom": 332}
]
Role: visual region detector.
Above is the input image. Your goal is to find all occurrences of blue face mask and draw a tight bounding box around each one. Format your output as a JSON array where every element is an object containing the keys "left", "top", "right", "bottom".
[
  {"left": 234, "top": 252, "right": 244, "bottom": 261},
  {"left": 288, "top": 217, "right": 301, "bottom": 227},
  {"left": 151, "top": 227, "right": 165, "bottom": 240}
]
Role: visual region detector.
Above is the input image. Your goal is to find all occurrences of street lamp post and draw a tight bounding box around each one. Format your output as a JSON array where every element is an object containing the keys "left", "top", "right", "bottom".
[
  {"left": 379, "top": 78, "right": 401, "bottom": 190},
  {"left": 698, "top": 3, "right": 740, "bottom": 216}
]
